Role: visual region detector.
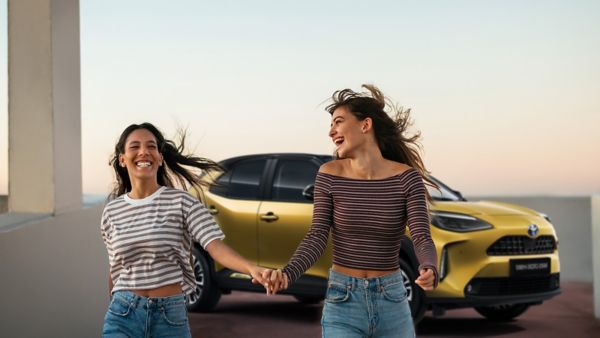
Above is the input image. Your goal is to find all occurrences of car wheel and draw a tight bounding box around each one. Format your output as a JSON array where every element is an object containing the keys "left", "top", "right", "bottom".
[
  {"left": 293, "top": 295, "right": 324, "bottom": 304},
  {"left": 186, "top": 246, "right": 221, "bottom": 312},
  {"left": 399, "top": 258, "right": 426, "bottom": 324},
  {"left": 475, "top": 304, "right": 530, "bottom": 321}
]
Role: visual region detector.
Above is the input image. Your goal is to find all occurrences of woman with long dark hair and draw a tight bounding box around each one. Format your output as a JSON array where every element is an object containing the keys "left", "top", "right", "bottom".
[
  {"left": 267, "top": 85, "right": 439, "bottom": 337},
  {"left": 101, "top": 122, "right": 271, "bottom": 337}
]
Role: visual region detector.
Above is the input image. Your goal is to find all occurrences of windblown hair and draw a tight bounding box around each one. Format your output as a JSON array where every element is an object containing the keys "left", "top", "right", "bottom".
[
  {"left": 108, "top": 122, "right": 220, "bottom": 200},
  {"left": 325, "top": 84, "right": 437, "bottom": 201}
]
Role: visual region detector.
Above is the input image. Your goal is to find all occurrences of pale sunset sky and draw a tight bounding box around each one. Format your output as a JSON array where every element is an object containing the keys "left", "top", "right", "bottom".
[{"left": 0, "top": 1, "right": 598, "bottom": 196}]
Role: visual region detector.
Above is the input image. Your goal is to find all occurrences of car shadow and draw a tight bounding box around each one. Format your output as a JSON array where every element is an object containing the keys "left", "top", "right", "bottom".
[{"left": 417, "top": 316, "right": 526, "bottom": 336}]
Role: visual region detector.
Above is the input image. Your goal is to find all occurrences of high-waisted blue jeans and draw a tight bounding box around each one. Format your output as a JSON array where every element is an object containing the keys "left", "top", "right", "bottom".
[
  {"left": 102, "top": 290, "right": 192, "bottom": 338},
  {"left": 321, "top": 269, "right": 416, "bottom": 338}
]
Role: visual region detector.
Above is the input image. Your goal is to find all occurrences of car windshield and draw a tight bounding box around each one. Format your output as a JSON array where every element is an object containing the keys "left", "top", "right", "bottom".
[{"left": 427, "top": 176, "right": 464, "bottom": 202}]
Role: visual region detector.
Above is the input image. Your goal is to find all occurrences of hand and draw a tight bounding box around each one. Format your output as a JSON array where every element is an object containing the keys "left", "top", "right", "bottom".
[
  {"left": 249, "top": 265, "right": 272, "bottom": 294},
  {"left": 415, "top": 268, "right": 435, "bottom": 291},
  {"left": 264, "top": 269, "right": 289, "bottom": 295}
]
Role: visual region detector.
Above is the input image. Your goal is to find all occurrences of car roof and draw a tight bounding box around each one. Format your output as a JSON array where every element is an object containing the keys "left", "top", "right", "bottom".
[{"left": 219, "top": 153, "right": 332, "bottom": 167}]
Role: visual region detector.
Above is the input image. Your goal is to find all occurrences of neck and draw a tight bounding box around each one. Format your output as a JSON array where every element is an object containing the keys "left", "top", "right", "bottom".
[
  {"left": 128, "top": 179, "right": 161, "bottom": 199},
  {"left": 346, "top": 144, "right": 386, "bottom": 179}
]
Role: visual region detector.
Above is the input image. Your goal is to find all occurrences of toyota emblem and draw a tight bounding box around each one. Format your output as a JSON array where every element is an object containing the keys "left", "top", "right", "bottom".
[{"left": 528, "top": 224, "right": 539, "bottom": 237}]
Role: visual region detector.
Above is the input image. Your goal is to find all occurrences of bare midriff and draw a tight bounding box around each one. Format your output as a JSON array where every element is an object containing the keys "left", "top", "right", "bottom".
[
  {"left": 332, "top": 264, "right": 399, "bottom": 278},
  {"left": 130, "top": 283, "right": 182, "bottom": 298}
]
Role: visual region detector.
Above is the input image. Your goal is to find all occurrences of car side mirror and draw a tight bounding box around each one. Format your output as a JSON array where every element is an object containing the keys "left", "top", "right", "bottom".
[
  {"left": 452, "top": 189, "right": 467, "bottom": 201},
  {"left": 302, "top": 184, "right": 315, "bottom": 201}
]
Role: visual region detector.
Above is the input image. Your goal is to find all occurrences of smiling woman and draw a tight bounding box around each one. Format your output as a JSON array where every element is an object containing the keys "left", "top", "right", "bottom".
[{"left": 100, "top": 122, "right": 274, "bottom": 338}]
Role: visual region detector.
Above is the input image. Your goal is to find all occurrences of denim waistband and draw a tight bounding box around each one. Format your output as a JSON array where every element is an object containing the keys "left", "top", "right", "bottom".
[
  {"left": 112, "top": 290, "right": 186, "bottom": 309},
  {"left": 328, "top": 269, "right": 404, "bottom": 290}
]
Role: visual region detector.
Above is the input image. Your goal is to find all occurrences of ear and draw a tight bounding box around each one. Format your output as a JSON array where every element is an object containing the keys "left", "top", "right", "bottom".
[
  {"left": 361, "top": 117, "right": 373, "bottom": 133},
  {"left": 118, "top": 154, "right": 125, "bottom": 167}
]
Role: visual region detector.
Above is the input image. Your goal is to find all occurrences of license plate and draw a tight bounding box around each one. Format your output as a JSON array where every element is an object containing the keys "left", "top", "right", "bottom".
[{"left": 510, "top": 258, "right": 550, "bottom": 277}]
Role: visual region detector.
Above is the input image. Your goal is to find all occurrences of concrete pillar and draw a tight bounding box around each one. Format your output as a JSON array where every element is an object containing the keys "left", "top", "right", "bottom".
[
  {"left": 593, "top": 194, "right": 600, "bottom": 320},
  {"left": 8, "top": 0, "right": 81, "bottom": 214}
]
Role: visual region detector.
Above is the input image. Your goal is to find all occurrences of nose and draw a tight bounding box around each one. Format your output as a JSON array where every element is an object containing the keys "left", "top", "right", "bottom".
[
  {"left": 329, "top": 125, "right": 336, "bottom": 138},
  {"left": 139, "top": 145, "right": 150, "bottom": 155}
]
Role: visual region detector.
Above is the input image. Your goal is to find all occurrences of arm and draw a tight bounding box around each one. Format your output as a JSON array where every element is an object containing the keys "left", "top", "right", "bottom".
[
  {"left": 101, "top": 209, "right": 114, "bottom": 298},
  {"left": 405, "top": 169, "right": 439, "bottom": 290},
  {"left": 278, "top": 172, "right": 334, "bottom": 288},
  {"left": 108, "top": 269, "right": 114, "bottom": 299},
  {"left": 185, "top": 196, "right": 271, "bottom": 292},
  {"left": 205, "top": 239, "right": 270, "bottom": 290}
]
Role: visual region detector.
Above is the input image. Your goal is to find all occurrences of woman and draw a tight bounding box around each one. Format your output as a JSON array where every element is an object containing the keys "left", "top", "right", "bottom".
[
  {"left": 267, "top": 85, "right": 439, "bottom": 337},
  {"left": 100, "top": 123, "right": 271, "bottom": 337}
]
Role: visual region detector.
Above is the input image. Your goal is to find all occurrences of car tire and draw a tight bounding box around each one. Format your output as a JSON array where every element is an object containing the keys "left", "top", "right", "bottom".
[
  {"left": 186, "top": 246, "right": 221, "bottom": 312},
  {"left": 474, "top": 304, "right": 530, "bottom": 321},
  {"left": 399, "top": 258, "right": 426, "bottom": 324},
  {"left": 293, "top": 295, "right": 324, "bottom": 304}
]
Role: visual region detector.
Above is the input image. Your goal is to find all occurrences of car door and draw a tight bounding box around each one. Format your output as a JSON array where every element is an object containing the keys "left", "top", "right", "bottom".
[
  {"left": 204, "top": 158, "right": 267, "bottom": 267},
  {"left": 257, "top": 156, "right": 332, "bottom": 279}
]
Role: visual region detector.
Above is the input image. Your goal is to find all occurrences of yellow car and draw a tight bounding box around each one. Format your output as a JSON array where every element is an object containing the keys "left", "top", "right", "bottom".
[{"left": 187, "top": 153, "right": 561, "bottom": 322}]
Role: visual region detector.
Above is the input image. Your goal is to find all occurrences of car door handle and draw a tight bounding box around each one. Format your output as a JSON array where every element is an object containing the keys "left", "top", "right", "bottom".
[
  {"left": 260, "top": 212, "right": 279, "bottom": 222},
  {"left": 208, "top": 206, "right": 219, "bottom": 215}
]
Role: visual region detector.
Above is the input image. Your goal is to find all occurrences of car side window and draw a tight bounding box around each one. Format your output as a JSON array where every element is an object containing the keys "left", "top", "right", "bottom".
[
  {"left": 208, "top": 170, "right": 232, "bottom": 197},
  {"left": 226, "top": 159, "right": 266, "bottom": 200},
  {"left": 271, "top": 159, "right": 319, "bottom": 203}
]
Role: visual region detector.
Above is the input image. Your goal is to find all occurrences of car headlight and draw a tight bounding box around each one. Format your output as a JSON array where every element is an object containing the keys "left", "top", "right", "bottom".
[{"left": 431, "top": 211, "right": 493, "bottom": 232}]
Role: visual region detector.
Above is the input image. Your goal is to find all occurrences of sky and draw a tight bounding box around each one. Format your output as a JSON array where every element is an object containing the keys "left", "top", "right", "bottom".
[{"left": 0, "top": 0, "right": 599, "bottom": 196}]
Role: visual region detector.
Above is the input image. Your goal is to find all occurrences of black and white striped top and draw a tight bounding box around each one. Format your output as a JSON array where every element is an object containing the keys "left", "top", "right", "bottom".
[
  {"left": 100, "top": 186, "right": 224, "bottom": 295},
  {"left": 283, "top": 168, "right": 438, "bottom": 284}
]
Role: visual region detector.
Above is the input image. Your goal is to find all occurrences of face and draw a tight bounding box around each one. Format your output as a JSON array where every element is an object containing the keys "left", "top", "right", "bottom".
[
  {"left": 118, "top": 128, "right": 163, "bottom": 182},
  {"left": 329, "top": 106, "right": 370, "bottom": 158}
]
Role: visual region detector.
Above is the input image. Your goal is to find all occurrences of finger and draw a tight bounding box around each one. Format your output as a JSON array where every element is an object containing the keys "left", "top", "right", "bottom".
[{"left": 272, "top": 270, "right": 283, "bottom": 294}]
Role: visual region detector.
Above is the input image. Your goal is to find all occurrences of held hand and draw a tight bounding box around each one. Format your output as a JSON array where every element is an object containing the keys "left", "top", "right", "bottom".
[
  {"left": 266, "top": 269, "right": 289, "bottom": 295},
  {"left": 249, "top": 266, "right": 272, "bottom": 294},
  {"left": 415, "top": 268, "right": 435, "bottom": 291}
]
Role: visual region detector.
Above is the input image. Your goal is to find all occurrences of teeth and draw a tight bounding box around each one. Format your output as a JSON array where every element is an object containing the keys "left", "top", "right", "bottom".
[{"left": 136, "top": 162, "right": 151, "bottom": 168}]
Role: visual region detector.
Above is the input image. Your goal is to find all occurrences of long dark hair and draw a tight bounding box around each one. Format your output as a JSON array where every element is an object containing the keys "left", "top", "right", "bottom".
[
  {"left": 325, "top": 84, "right": 437, "bottom": 201},
  {"left": 108, "top": 122, "right": 220, "bottom": 200}
]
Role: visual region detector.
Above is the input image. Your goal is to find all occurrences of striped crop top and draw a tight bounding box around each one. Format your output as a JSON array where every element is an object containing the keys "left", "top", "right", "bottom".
[
  {"left": 282, "top": 167, "right": 439, "bottom": 285},
  {"left": 100, "top": 186, "right": 225, "bottom": 295}
]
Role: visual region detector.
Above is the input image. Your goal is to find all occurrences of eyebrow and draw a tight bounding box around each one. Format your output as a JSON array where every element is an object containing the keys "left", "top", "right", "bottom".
[{"left": 127, "top": 140, "right": 157, "bottom": 146}]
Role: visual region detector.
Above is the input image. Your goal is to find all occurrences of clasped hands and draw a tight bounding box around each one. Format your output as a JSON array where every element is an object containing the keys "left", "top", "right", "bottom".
[
  {"left": 248, "top": 266, "right": 289, "bottom": 295},
  {"left": 249, "top": 266, "right": 436, "bottom": 294}
]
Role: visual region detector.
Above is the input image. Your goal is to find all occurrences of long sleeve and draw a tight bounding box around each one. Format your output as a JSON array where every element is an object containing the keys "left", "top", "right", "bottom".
[
  {"left": 405, "top": 169, "right": 439, "bottom": 287},
  {"left": 282, "top": 173, "right": 333, "bottom": 283}
]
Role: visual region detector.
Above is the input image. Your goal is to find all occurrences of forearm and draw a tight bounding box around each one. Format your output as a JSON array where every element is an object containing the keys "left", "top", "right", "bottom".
[
  {"left": 108, "top": 269, "right": 113, "bottom": 298},
  {"left": 282, "top": 227, "right": 329, "bottom": 284},
  {"left": 205, "top": 239, "right": 253, "bottom": 274}
]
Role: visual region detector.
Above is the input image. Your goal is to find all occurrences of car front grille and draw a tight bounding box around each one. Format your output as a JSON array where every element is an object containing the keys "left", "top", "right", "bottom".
[
  {"left": 487, "top": 235, "right": 556, "bottom": 256},
  {"left": 465, "top": 274, "right": 560, "bottom": 297}
]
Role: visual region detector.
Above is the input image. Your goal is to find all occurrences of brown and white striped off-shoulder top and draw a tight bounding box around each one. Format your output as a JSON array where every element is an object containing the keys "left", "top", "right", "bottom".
[{"left": 282, "top": 167, "right": 438, "bottom": 285}]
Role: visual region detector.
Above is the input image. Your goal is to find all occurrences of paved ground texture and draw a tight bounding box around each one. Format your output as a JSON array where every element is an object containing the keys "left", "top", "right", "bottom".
[{"left": 189, "top": 282, "right": 600, "bottom": 338}]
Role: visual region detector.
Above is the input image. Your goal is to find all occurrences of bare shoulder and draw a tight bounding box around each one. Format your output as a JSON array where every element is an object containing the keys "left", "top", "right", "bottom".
[
  {"left": 387, "top": 160, "right": 413, "bottom": 175},
  {"left": 319, "top": 159, "right": 347, "bottom": 175}
]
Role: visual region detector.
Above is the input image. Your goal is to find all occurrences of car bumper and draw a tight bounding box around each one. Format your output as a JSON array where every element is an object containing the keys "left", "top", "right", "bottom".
[{"left": 428, "top": 273, "right": 561, "bottom": 309}]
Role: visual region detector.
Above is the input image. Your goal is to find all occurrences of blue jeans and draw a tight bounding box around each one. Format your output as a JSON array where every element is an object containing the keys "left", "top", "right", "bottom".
[
  {"left": 321, "top": 269, "right": 416, "bottom": 338},
  {"left": 102, "top": 291, "right": 192, "bottom": 338}
]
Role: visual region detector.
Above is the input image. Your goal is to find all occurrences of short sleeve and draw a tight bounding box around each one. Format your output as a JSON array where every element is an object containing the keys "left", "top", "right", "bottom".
[{"left": 185, "top": 197, "right": 225, "bottom": 249}]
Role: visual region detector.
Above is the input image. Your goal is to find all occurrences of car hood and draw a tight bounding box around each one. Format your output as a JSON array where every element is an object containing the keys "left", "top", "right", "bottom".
[{"left": 432, "top": 200, "right": 540, "bottom": 217}]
